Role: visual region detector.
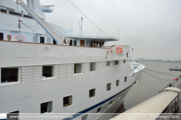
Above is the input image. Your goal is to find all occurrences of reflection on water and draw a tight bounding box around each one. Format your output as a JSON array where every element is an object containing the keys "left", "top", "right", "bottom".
[{"left": 124, "top": 62, "right": 181, "bottom": 110}]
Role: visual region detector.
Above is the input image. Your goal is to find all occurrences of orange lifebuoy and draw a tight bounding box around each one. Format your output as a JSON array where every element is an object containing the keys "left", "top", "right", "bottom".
[{"left": 116, "top": 47, "right": 122, "bottom": 53}]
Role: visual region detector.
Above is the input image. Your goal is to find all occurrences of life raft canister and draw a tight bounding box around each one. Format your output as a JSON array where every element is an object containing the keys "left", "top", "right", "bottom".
[{"left": 116, "top": 47, "right": 122, "bottom": 53}]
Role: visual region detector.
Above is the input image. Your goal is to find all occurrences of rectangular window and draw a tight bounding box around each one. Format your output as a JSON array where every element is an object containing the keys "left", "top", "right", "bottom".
[
  {"left": 96, "top": 107, "right": 102, "bottom": 113},
  {"left": 115, "top": 61, "right": 119, "bottom": 65},
  {"left": 116, "top": 80, "right": 119, "bottom": 86},
  {"left": 69, "top": 40, "right": 72, "bottom": 46},
  {"left": 107, "top": 61, "right": 111, "bottom": 66},
  {"left": 7, "top": 111, "right": 19, "bottom": 120},
  {"left": 24, "top": 14, "right": 33, "bottom": 19},
  {"left": 9, "top": 11, "right": 22, "bottom": 16},
  {"left": 123, "top": 60, "right": 126, "bottom": 64},
  {"left": 109, "top": 100, "right": 113, "bottom": 106},
  {"left": 42, "top": 66, "right": 53, "bottom": 78},
  {"left": 63, "top": 95, "right": 72, "bottom": 107},
  {"left": 41, "top": 101, "right": 52, "bottom": 114},
  {"left": 82, "top": 114, "right": 88, "bottom": 120},
  {"left": 0, "top": 32, "right": 3, "bottom": 40},
  {"left": 74, "top": 40, "right": 77, "bottom": 46},
  {"left": 40, "top": 37, "right": 45, "bottom": 43},
  {"left": 90, "top": 63, "right": 96, "bottom": 72},
  {"left": 1, "top": 68, "right": 18, "bottom": 83},
  {"left": 107, "top": 83, "right": 111, "bottom": 91},
  {"left": 0, "top": 9, "right": 7, "bottom": 13},
  {"left": 125, "top": 77, "right": 127, "bottom": 82},
  {"left": 74, "top": 64, "right": 82, "bottom": 74},
  {"left": 89, "top": 88, "right": 95, "bottom": 98}
]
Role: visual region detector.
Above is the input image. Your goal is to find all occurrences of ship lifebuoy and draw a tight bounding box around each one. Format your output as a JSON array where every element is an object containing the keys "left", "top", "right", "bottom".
[{"left": 116, "top": 47, "right": 122, "bottom": 53}]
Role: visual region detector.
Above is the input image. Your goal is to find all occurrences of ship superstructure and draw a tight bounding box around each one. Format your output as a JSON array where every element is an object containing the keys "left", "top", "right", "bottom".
[{"left": 0, "top": 0, "right": 145, "bottom": 120}]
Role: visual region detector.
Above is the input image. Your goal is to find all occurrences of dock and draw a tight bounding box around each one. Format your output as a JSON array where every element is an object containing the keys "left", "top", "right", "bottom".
[{"left": 111, "top": 77, "right": 181, "bottom": 120}]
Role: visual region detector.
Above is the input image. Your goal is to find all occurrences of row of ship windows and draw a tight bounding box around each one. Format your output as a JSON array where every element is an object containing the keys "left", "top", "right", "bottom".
[
  {"left": 0, "top": 8, "right": 33, "bottom": 19},
  {"left": 7, "top": 78, "right": 128, "bottom": 119},
  {"left": 0, "top": 60, "right": 128, "bottom": 84}
]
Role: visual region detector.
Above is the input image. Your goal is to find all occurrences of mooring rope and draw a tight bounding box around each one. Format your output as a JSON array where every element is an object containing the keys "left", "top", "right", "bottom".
[
  {"left": 143, "top": 70, "right": 173, "bottom": 81},
  {"left": 144, "top": 68, "right": 178, "bottom": 76}
]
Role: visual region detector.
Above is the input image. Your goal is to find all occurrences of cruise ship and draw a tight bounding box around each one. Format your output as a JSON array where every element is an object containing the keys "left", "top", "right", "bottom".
[{"left": 0, "top": 0, "right": 145, "bottom": 120}]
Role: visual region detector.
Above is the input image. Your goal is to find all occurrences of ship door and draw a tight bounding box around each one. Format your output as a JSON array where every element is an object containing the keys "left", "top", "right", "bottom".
[
  {"left": 0, "top": 33, "right": 3, "bottom": 40},
  {"left": 40, "top": 37, "right": 45, "bottom": 43},
  {"left": 80, "top": 40, "right": 85, "bottom": 47}
]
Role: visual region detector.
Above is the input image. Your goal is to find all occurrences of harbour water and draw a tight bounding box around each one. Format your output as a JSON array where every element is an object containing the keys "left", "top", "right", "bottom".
[{"left": 124, "top": 62, "right": 181, "bottom": 110}]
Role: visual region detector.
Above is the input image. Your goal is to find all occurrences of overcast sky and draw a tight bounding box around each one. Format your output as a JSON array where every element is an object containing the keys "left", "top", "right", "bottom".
[{"left": 40, "top": 0, "right": 181, "bottom": 61}]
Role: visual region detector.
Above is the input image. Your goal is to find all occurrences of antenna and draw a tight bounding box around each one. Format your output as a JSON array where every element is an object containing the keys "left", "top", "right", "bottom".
[{"left": 79, "top": 17, "right": 83, "bottom": 35}]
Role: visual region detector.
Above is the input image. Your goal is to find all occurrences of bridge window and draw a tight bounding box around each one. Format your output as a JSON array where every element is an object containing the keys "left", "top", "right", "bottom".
[
  {"left": 63, "top": 95, "right": 72, "bottom": 107},
  {"left": 0, "top": 9, "right": 7, "bottom": 13},
  {"left": 107, "top": 83, "right": 111, "bottom": 91},
  {"left": 0, "top": 33, "right": 3, "bottom": 40},
  {"left": 107, "top": 61, "right": 111, "bottom": 66},
  {"left": 41, "top": 101, "right": 52, "bottom": 114},
  {"left": 24, "top": 15, "right": 33, "bottom": 19},
  {"left": 74, "top": 64, "right": 82, "bottom": 74},
  {"left": 90, "top": 63, "right": 96, "bottom": 72},
  {"left": 89, "top": 88, "right": 95, "bottom": 98},
  {"left": 1, "top": 68, "right": 18, "bottom": 83},
  {"left": 115, "top": 61, "right": 119, "bottom": 65},
  {"left": 116, "top": 80, "right": 119, "bottom": 86},
  {"left": 125, "top": 77, "right": 127, "bottom": 82},
  {"left": 9, "top": 11, "right": 22, "bottom": 16},
  {"left": 40, "top": 37, "right": 45, "bottom": 43},
  {"left": 42, "top": 66, "right": 54, "bottom": 78}
]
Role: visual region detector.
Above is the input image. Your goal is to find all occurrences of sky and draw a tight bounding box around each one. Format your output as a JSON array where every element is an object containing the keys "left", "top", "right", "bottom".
[{"left": 40, "top": 0, "right": 181, "bottom": 61}]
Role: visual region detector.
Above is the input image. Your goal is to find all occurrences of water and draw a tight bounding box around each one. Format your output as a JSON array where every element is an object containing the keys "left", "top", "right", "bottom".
[{"left": 124, "top": 62, "right": 181, "bottom": 110}]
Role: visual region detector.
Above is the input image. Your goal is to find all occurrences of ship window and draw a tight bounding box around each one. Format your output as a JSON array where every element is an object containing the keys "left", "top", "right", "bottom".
[
  {"left": 89, "top": 88, "right": 95, "bottom": 98},
  {"left": 42, "top": 66, "right": 53, "bottom": 78},
  {"left": 74, "top": 64, "right": 82, "bottom": 74},
  {"left": 0, "top": 33, "right": 3, "bottom": 40},
  {"left": 115, "top": 61, "right": 119, "bottom": 65},
  {"left": 125, "top": 77, "right": 127, "bottom": 82},
  {"left": 109, "top": 100, "right": 113, "bottom": 106},
  {"left": 116, "top": 80, "right": 119, "bottom": 86},
  {"left": 63, "top": 95, "right": 72, "bottom": 107},
  {"left": 82, "top": 114, "right": 88, "bottom": 120},
  {"left": 9, "top": 11, "right": 22, "bottom": 16},
  {"left": 107, "top": 83, "right": 111, "bottom": 91},
  {"left": 0, "top": 9, "right": 7, "bottom": 13},
  {"left": 69, "top": 40, "right": 72, "bottom": 46},
  {"left": 74, "top": 40, "right": 77, "bottom": 46},
  {"left": 127, "top": 53, "right": 129, "bottom": 57},
  {"left": 123, "top": 60, "right": 126, "bottom": 64},
  {"left": 41, "top": 101, "right": 52, "bottom": 114},
  {"left": 40, "top": 37, "right": 45, "bottom": 43},
  {"left": 107, "top": 61, "right": 111, "bottom": 66},
  {"left": 7, "top": 110, "right": 19, "bottom": 120},
  {"left": 24, "top": 15, "right": 33, "bottom": 19},
  {"left": 1, "top": 68, "right": 18, "bottom": 83},
  {"left": 90, "top": 63, "right": 96, "bottom": 72},
  {"left": 96, "top": 107, "right": 102, "bottom": 113}
]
